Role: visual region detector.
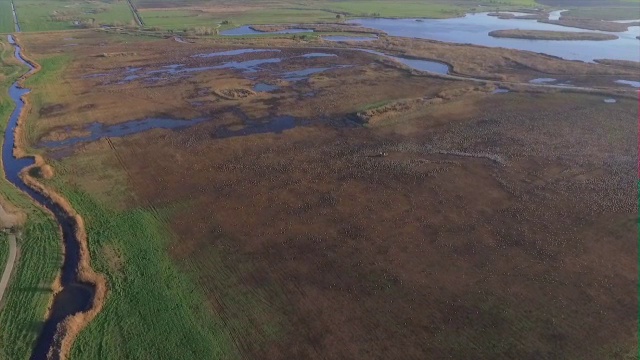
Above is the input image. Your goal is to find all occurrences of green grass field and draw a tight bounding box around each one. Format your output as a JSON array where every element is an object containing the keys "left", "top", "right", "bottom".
[
  {"left": 0, "top": 218, "right": 61, "bottom": 360},
  {"left": 138, "top": 0, "right": 539, "bottom": 30},
  {"left": 54, "top": 189, "right": 239, "bottom": 359},
  {"left": 563, "top": 7, "right": 640, "bottom": 21},
  {"left": 323, "top": 1, "right": 464, "bottom": 18},
  {"left": 0, "top": 0, "right": 14, "bottom": 33},
  {"left": 321, "top": 0, "right": 539, "bottom": 18},
  {"left": 142, "top": 8, "right": 339, "bottom": 29},
  {"left": 13, "top": 0, "right": 136, "bottom": 32},
  {"left": 0, "top": 37, "right": 63, "bottom": 360}
]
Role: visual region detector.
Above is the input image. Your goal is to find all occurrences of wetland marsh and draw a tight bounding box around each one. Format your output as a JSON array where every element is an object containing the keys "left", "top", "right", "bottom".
[{"left": 0, "top": 0, "right": 637, "bottom": 359}]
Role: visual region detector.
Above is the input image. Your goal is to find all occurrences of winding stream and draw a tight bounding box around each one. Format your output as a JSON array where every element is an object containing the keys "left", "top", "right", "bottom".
[{"left": 4, "top": 35, "right": 95, "bottom": 360}]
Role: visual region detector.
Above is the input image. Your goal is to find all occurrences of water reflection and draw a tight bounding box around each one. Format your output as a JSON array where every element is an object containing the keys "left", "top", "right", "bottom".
[{"left": 349, "top": 13, "right": 640, "bottom": 62}]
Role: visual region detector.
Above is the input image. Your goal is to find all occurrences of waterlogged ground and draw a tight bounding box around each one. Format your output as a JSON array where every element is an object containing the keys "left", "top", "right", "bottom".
[
  {"left": 7, "top": 29, "right": 639, "bottom": 360},
  {"left": 79, "top": 47, "right": 448, "bottom": 89},
  {"left": 28, "top": 32, "right": 638, "bottom": 151},
  {"left": 31, "top": 39, "right": 463, "bottom": 149}
]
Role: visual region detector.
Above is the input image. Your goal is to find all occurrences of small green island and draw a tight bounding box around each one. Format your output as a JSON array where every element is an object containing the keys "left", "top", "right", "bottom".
[{"left": 488, "top": 29, "right": 618, "bottom": 41}]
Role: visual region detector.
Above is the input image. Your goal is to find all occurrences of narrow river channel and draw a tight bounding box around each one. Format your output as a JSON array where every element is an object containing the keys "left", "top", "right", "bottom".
[{"left": 4, "top": 35, "right": 96, "bottom": 360}]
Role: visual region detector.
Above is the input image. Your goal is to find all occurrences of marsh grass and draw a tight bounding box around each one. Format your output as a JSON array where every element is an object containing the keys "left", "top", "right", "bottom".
[
  {"left": 0, "top": 233, "right": 7, "bottom": 277},
  {"left": 23, "top": 54, "right": 71, "bottom": 147}
]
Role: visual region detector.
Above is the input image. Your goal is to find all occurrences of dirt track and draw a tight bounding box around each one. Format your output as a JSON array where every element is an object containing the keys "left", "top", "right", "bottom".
[
  {"left": 126, "top": 0, "right": 145, "bottom": 27},
  {"left": 0, "top": 203, "right": 21, "bottom": 229},
  {"left": 0, "top": 233, "right": 17, "bottom": 306}
]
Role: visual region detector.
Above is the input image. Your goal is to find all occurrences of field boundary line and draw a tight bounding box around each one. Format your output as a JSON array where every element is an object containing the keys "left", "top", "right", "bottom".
[{"left": 126, "top": 0, "right": 145, "bottom": 27}]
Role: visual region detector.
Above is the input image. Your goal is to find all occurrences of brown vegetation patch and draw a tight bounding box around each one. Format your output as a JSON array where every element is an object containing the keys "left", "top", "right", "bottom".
[
  {"left": 78, "top": 103, "right": 97, "bottom": 112},
  {"left": 435, "top": 84, "right": 496, "bottom": 100},
  {"left": 213, "top": 88, "right": 257, "bottom": 100},
  {"left": 108, "top": 92, "right": 637, "bottom": 359},
  {"left": 28, "top": 164, "right": 55, "bottom": 180},
  {"left": 595, "top": 59, "right": 640, "bottom": 70},
  {"left": 39, "top": 127, "right": 92, "bottom": 144},
  {"left": 354, "top": 36, "right": 639, "bottom": 84},
  {"left": 101, "top": 244, "right": 124, "bottom": 275},
  {"left": 0, "top": 200, "right": 26, "bottom": 229},
  {"left": 354, "top": 85, "right": 496, "bottom": 125},
  {"left": 39, "top": 103, "right": 67, "bottom": 117}
]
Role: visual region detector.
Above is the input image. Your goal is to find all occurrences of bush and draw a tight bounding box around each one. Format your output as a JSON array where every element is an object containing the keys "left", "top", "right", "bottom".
[
  {"left": 77, "top": 18, "right": 99, "bottom": 28},
  {"left": 188, "top": 26, "right": 217, "bottom": 36}
]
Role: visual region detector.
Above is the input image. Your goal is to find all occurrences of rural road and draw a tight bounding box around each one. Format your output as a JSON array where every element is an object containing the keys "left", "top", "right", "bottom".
[
  {"left": 0, "top": 233, "right": 17, "bottom": 305},
  {"left": 0, "top": 202, "right": 20, "bottom": 305}
]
